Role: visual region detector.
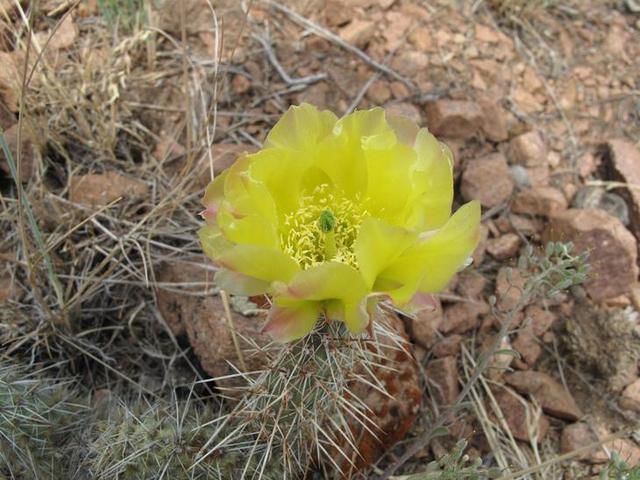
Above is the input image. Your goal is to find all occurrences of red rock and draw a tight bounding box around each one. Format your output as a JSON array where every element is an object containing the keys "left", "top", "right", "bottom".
[
  {"left": 339, "top": 19, "right": 376, "bottom": 48},
  {"left": 487, "top": 233, "right": 521, "bottom": 260},
  {"left": 509, "top": 214, "right": 543, "bottom": 238},
  {"left": 0, "top": 123, "right": 36, "bottom": 182},
  {"left": 440, "top": 301, "right": 489, "bottom": 335},
  {"left": 461, "top": 153, "right": 514, "bottom": 208},
  {"left": 456, "top": 271, "right": 487, "bottom": 299},
  {"left": 477, "top": 95, "right": 509, "bottom": 142},
  {"left": 0, "top": 272, "right": 17, "bottom": 303},
  {"left": 405, "top": 297, "right": 443, "bottom": 349},
  {"left": 475, "top": 24, "right": 502, "bottom": 43},
  {"left": 231, "top": 74, "right": 251, "bottom": 94},
  {"left": 492, "top": 388, "right": 550, "bottom": 442},
  {"left": 512, "top": 187, "right": 568, "bottom": 217},
  {"left": 545, "top": 208, "right": 638, "bottom": 301},
  {"left": 432, "top": 334, "right": 463, "bottom": 358},
  {"left": 508, "top": 130, "right": 547, "bottom": 167},
  {"left": 620, "top": 378, "right": 640, "bottom": 413},
  {"left": 425, "top": 356, "right": 459, "bottom": 406},
  {"left": 391, "top": 51, "right": 429, "bottom": 77},
  {"left": 389, "top": 81, "right": 410, "bottom": 99},
  {"left": 69, "top": 172, "right": 148, "bottom": 207},
  {"left": 505, "top": 371, "right": 583, "bottom": 421},
  {"left": 599, "top": 139, "right": 640, "bottom": 246},
  {"left": 424, "top": 100, "right": 483, "bottom": 139},
  {"left": 495, "top": 267, "right": 527, "bottom": 312},
  {"left": 592, "top": 425, "right": 640, "bottom": 467},
  {"left": 526, "top": 164, "right": 550, "bottom": 187},
  {"left": 560, "top": 422, "right": 609, "bottom": 463},
  {"left": 366, "top": 80, "right": 391, "bottom": 104},
  {"left": 512, "top": 324, "right": 541, "bottom": 366},
  {"left": 525, "top": 305, "right": 557, "bottom": 337},
  {"left": 385, "top": 102, "right": 422, "bottom": 125}
]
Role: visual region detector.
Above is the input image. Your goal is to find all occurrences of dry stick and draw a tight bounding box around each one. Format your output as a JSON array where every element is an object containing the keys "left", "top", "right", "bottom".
[
  {"left": 377, "top": 288, "right": 533, "bottom": 479},
  {"left": 252, "top": 33, "right": 327, "bottom": 86},
  {"left": 220, "top": 289, "right": 247, "bottom": 372},
  {"left": 267, "top": 1, "right": 416, "bottom": 91}
]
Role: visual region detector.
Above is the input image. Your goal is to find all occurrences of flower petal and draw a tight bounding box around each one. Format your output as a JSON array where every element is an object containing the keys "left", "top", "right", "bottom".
[
  {"left": 216, "top": 244, "right": 300, "bottom": 284},
  {"left": 281, "top": 261, "right": 368, "bottom": 302},
  {"left": 386, "top": 113, "right": 419, "bottom": 146},
  {"left": 379, "top": 200, "right": 481, "bottom": 303},
  {"left": 198, "top": 224, "right": 233, "bottom": 260},
  {"left": 263, "top": 301, "right": 321, "bottom": 342},
  {"left": 265, "top": 103, "right": 337, "bottom": 152},
  {"left": 355, "top": 218, "right": 416, "bottom": 289},
  {"left": 408, "top": 129, "right": 454, "bottom": 230},
  {"left": 214, "top": 269, "right": 270, "bottom": 296}
]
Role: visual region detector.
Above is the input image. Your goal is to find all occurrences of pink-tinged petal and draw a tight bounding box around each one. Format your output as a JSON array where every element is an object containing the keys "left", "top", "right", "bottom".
[
  {"left": 214, "top": 269, "right": 270, "bottom": 296},
  {"left": 216, "top": 245, "right": 300, "bottom": 284},
  {"left": 343, "top": 299, "right": 370, "bottom": 334},
  {"left": 355, "top": 218, "right": 417, "bottom": 289},
  {"left": 200, "top": 203, "right": 219, "bottom": 223},
  {"left": 263, "top": 301, "right": 321, "bottom": 342}
]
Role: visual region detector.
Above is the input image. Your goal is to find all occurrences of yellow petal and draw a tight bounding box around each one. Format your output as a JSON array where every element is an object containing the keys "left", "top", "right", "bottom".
[
  {"left": 217, "top": 206, "right": 279, "bottom": 248},
  {"left": 216, "top": 244, "right": 300, "bottom": 284},
  {"left": 364, "top": 143, "right": 416, "bottom": 222},
  {"left": 314, "top": 108, "right": 396, "bottom": 198},
  {"left": 380, "top": 200, "right": 481, "bottom": 303},
  {"left": 276, "top": 262, "right": 370, "bottom": 334},
  {"left": 408, "top": 129, "right": 454, "bottom": 230},
  {"left": 355, "top": 218, "right": 416, "bottom": 289},
  {"left": 281, "top": 261, "right": 367, "bottom": 301},
  {"left": 263, "top": 301, "right": 321, "bottom": 342},
  {"left": 386, "top": 113, "right": 419, "bottom": 146},
  {"left": 214, "top": 269, "right": 270, "bottom": 296},
  {"left": 198, "top": 224, "right": 233, "bottom": 260},
  {"left": 265, "top": 103, "right": 337, "bottom": 152}
]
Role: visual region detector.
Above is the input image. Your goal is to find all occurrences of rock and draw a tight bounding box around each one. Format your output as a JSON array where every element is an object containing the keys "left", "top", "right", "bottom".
[
  {"left": 33, "top": 14, "right": 78, "bottom": 51},
  {"left": 545, "top": 209, "right": 638, "bottom": 301},
  {"left": 425, "top": 356, "right": 459, "bottom": 406},
  {"left": 564, "top": 302, "right": 640, "bottom": 392},
  {"left": 487, "top": 233, "right": 521, "bottom": 260},
  {"left": 477, "top": 95, "right": 509, "bottom": 142},
  {"left": 525, "top": 305, "right": 557, "bottom": 337},
  {"left": 0, "top": 270, "right": 17, "bottom": 303},
  {"left": 384, "top": 102, "right": 422, "bottom": 125},
  {"left": 424, "top": 100, "right": 483, "bottom": 138},
  {"left": 456, "top": 271, "right": 487, "bottom": 299},
  {"left": 461, "top": 153, "right": 513, "bottom": 208},
  {"left": 508, "top": 130, "right": 547, "bottom": 167},
  {"left": 69, "top": 172, "right": 148, "bottom": 207},
  {"left": 492, "top": 388, "right": 550, "bottom": 442},
  {"left": 598, "top": 139, "right": 640, "bottom": 243},
  {"left": 526, "top": 165, "right": 550, "bottom": 187},
  {"left": 572, "top": 186, "right": 629, "bottom": 225},
  {"left": 405, "top": 297, "right": 443, "bottom": 349},
  {"left": 440, "top": 301, "right": 489, "bottom": 335},
  {"left": 509, "top": 214, "right": 543, "bottom": 238},
  {"left": 560, "top": 423, "right": 609, "bottom": 463},
  {"left": 0, "top": 123, "right": 36, "bottom": 182},
  {"left": 512, "top": 187, "right": 568, "bottom": 217},
  {"left": 504, "top": 371, "right": 583, "bottom": 420},
  {"left": 496, "top": 267, "right": 527, "bottom": 312},
  {"left": 339, "top": 19, "right": 376, "bottom": 48},
  {"left": 592, "top": 425, "right": 640, "bottom": 468},
  {"left": 231, "top": 74, "right": 251, "bottom": 94},
  {"left": 620, "top": 378, "right": 640, "bottom": 413},
  {"left": 0, "top": 51, "right": 22, "bottom": 111},
  {"left": 366, "top": 80, "right": 391, "bottom": 104},
  {"left": 432, "top": 334, "right": 463, "bottom": 358},
  {"left": 512, "top": 324, "right": 541, "bottom": 366},
  {"left": 0, "top": 99, "right": 13, "bottom": 130},
  {"left": 391, "top": 51, "right": 429, "bottom": 77},
  {"left": 155, "top": 261, "right": 213, "bottom": 336}
]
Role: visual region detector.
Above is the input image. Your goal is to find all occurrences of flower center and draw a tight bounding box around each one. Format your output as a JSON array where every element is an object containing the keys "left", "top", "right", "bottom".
[{"left": 281, "top": 184, "right": 368, "bottom": 269}]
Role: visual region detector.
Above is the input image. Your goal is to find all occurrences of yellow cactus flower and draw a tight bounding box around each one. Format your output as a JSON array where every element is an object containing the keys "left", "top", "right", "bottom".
[{"left": 199, "top": 104, "right": 481, "bottom": 342}]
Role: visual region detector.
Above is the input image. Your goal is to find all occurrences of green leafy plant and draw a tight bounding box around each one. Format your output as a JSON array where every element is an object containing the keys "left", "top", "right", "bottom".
[{"left": 600, "top": 451, "right": 640, "bottom": 480}]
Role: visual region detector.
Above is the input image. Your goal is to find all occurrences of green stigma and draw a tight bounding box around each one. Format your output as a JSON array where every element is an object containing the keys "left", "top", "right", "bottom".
[{"left": 318, "top": 210, "right": 336, "bottom": 233}]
